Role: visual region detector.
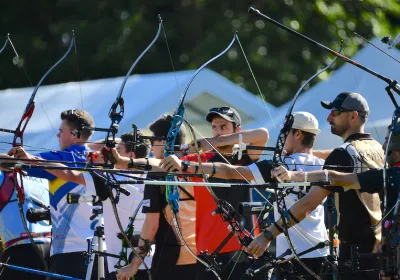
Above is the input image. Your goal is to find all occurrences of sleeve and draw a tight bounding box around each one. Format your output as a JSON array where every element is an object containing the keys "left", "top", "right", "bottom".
[
  {"left": 321, "top": 148, "right": 354, "bottom": 193},
  {"left": 247, "top": 160, "right": 273, "bottom": 184},
  {"left": 142, "top": 184, "right": 163, "bottom": 213},
  {"left": 25, "top": 151, "right": 65, "bottom": 180},
  {"left": 356, "top": 168, "right": 384, "bottom": 193}
]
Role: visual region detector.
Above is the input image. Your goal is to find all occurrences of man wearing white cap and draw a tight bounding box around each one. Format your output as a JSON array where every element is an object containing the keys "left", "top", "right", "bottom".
[
  {"left": 246, "top": 111, "right": 329, "bottom": 279},
  {"left": 158, "top": 111, "right": 328, "bottom": 279}
]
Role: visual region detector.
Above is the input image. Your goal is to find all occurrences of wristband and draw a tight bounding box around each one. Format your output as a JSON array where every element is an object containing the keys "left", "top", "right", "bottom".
[
  {"left": 210, "top": 163, "right": 216, "bottom": 178},
  {"left": 273, "top": 221, "right": 284, "bottom": 233},
  {"left": 324, "top": 169, "right": 329, "bottom": 181},
  {"left": 288, "top": 209, "right": 300, "bottom": 224}
]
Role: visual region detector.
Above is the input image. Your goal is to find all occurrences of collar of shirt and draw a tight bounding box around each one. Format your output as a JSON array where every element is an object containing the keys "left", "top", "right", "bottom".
[{"left": 344, "top": 133, "right": 372, "bottom": 143}]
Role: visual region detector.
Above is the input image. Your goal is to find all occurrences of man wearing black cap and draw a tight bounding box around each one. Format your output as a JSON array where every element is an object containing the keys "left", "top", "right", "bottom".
[
  {"left": 247, "top": 92, "right": 383, "bottom": 280},
  {"left": 180, "top": 106, "right": 269, "bottom": 280}
]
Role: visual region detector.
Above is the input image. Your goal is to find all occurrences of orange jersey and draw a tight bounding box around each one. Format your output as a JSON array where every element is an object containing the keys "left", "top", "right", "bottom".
[{"left": 181, "top": 153, "right": 241, "bottom": 255}]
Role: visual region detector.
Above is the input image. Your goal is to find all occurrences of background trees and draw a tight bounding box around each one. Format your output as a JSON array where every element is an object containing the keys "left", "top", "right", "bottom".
[{"left": 1, "top": 0, "right": 399, "bottom": 106}]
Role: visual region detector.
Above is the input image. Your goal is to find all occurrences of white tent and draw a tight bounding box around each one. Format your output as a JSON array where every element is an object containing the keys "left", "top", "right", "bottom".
[
  {"left": 0, "top": 68, "right": 275, "bottom": 152},
  {"left": 261, "top": 38, "right": 400, "bottom": 150}
]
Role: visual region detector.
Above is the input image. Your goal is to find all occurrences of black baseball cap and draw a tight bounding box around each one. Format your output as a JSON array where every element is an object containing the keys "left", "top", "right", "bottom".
[
  {"left": 206, "top": 106, "right": 241, "bottom": 126},
  {"left": 321, "top": 92, "right": 369, "bottom": 117}
]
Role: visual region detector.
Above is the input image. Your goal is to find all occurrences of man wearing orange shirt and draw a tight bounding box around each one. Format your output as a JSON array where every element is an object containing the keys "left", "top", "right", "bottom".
[{"left": 180, "top": 106, "right": 269, "bottom": 280}]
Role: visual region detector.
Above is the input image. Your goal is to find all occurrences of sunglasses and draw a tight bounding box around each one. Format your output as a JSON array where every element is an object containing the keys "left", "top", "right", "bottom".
[
  {"left": 209, "top": 107, "right": 234, "bottom": 116},
  {"left": 330, "top": 108, "right": 354, "bottom": 117}
]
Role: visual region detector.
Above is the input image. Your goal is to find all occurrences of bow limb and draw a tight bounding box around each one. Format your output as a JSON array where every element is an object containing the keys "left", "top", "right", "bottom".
[
  {"left": 99, "top": 18, "right": 163, "bottom": 280},
  {"left": 269, "top": 44, "right": 343, "bottom": 280},
  {"left": 0, "top": 35, "right": 9, "bottom": 54},
  {"left": 380, "top": 107, "right": 400, "bottom": 276},
  {"left": 5, "top": 33, "right": 76, "bottom": 273},
  {"left": 96, "top": 18, "right": 162, "bottom": 167},
  {"left": 115, "top": 199, "right": 144, "bottom": 269},
  {"left": 163, "top": 35, "right": 240, "bottom": 280}
]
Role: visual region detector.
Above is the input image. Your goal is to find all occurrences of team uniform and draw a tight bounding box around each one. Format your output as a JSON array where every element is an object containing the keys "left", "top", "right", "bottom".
[
  {"left": 181, "top": 150, "right": 254, "bottom": 280},
  {"left": 26, "top": 144, "right": 104, "bottom": 279},
  {"left": 321, "top": 133, "right": 383, "bottom": 280},
  {"left": 0, "top": 173, "right": 51, "bottom": 280},
  {"left": 249, "top": 153, "right": 329, "bottom": 279}
]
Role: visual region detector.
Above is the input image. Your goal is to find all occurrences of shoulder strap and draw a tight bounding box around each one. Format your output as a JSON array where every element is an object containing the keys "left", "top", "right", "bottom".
[{"left": 339, "top": 142, "right": 363, "bottom": 173}]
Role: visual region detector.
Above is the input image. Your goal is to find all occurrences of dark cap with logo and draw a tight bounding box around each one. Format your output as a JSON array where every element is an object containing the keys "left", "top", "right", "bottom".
[
  {"left": 321, "top": 92, "right": 369, "bottom": 118},
  {"left": 206, "top": 106, "right": 241, "bottom": 126}
]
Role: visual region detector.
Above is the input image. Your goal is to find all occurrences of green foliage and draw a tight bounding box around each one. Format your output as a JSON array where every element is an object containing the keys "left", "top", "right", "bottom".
[{"left": 0, "top": 0, "right": 399, "bottom": 106}]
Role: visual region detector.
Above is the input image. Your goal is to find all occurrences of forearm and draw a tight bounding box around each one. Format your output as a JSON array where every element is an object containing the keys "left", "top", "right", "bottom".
[
  {"left": 117, "top": 157, "right": 164, "bottom": 172},
  {"left": 186, "top": 162, "right": 254, "bottom": 180},
  {"left": 290, "top": 170, "right": 360, "bottom": 189},
  {"left": 214, "top": 128, "right": 269, "bottom": 147},
  {"left": 130, "top": 213, "right": 159, "bottom": 268},
  {"left": 265, "top": 186, "right": 330, "bottom": 239}
]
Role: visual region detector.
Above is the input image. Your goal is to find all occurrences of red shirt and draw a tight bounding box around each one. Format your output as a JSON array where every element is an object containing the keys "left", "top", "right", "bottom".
[{"left": 181, "top": 153, "right": 241, "bottom": 255}]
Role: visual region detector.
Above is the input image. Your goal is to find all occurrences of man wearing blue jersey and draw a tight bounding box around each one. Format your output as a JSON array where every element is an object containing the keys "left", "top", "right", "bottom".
[{"left": 9, "top": 109, "right": 101, "bottom": 279}]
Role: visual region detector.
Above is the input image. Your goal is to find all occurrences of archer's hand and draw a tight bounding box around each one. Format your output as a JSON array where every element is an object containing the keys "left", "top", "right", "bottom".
[
  {"left": 86, "top": 150, "right": 105, "bottom": 165},
  {"left": 100, "top": 147, "right": 130, "bottom": 169},
  {"left": 116, "top": 263, "right": 137, "bottom": 280},
  {"left": 160, "top": 155, "right": 182, "bottom": 172},
  {"left": 271, "top": 165, "right": 292, "bottom": 182},
  {"left": 247, "top": 234, "right": 271, "bottom": 259},
  {"left": 8, "top": 146, "right": 33, "bottom": 160}
]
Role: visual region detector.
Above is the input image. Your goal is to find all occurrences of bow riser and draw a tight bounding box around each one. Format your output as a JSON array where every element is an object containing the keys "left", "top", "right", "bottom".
[{"left": 12, "top": 102, "right": 35, "bottom": 147}]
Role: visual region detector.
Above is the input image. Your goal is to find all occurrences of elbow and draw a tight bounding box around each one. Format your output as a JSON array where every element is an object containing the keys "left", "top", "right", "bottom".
[{"left": 258, "top": 128, "right": 269, "bottom": 144}]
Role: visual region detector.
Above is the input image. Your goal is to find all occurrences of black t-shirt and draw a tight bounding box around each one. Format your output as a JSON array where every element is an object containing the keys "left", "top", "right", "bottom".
[
  {"left": 322, "top": 133, "right": 376, "bottom": 243},
  {"left": 141, "top": 176, "right": 180, "bottom": 272}
]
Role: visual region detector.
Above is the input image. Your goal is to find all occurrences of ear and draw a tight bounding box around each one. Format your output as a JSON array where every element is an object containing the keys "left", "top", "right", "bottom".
[
  {"left": 130, "top": 151, "right": 136, "bottom": 159},
  {"left": 296, "top": 130, "right": 303, "bottom": 140},
  {"left": 236, "top": 126, "right": 242, "bottom": 133}
]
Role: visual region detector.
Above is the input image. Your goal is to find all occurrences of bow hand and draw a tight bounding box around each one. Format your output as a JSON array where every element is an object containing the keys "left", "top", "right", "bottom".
[
  {"left": 160, "top": 155, "right": 182, "bottom": 172},
  {"left": 8, "top": 146, "right": 33, "bottom": 160},
  {"left": 116, "top": 262, "right": 137, "bottom": 280},
  {"left": 271, "top": 165, "right": 292, "bottom": 182},
  {"left": 247, "top": 234, "right": 272, "bottom": 259}
]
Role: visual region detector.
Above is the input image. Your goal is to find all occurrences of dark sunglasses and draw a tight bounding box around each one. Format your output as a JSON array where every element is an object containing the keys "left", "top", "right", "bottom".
[
  {"left": 330, "top": 108, "right": 354, "bottom": 117},
  {"left": 209, "top": 107, "right": 234, "bottom": 116}
]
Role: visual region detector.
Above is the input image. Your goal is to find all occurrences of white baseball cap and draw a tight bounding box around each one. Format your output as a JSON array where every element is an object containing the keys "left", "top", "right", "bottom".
[{"left": 292, "top": 112, "right": 320, "bottom": 135}]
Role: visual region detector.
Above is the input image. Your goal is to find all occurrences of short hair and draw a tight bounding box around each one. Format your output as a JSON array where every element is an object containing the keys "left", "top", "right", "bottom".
[
  {"left": 359, "top": 114, "right": 367, "bottom": 125},
  {"left": 61, "top": 109, "right": 94, "bottom": 140},
  {"left": 291, "top": 129, "right": 316, "bottom": 148},
  {"left": 120, "top": 132, "right": 151, "bottom": 158},
  {"left": 149, "top": 115, "right": 185, "bottom": 150}
]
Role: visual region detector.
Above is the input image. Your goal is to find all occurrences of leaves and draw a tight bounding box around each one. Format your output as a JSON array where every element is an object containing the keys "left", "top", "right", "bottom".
[{"left": 0, "top": 0, "right": 399, "bottom": 106}]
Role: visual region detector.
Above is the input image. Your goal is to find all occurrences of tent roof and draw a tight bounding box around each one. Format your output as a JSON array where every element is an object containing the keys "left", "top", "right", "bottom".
[
  {"left": 0, "top": 68, "right": 275, "bottom": 151},
  {"left": 260, "top": 38, "right": 400, "bottom": 149}
]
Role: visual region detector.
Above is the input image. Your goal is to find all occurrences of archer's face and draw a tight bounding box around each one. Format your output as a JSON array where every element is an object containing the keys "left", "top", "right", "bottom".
[
  {"left": 116, "top": 141, "right": 131, "bottom": 158},
  {"left": 57, "top": 120, "right": 78, "bottom": 150},
  {"left": 211, "top": 117, "right": 238, "bottom": 137},
  {"left": 151, "top": 139, "right": 165, "bottom": 159},
  {"left": 327, "top": 109, "right": 352, "bottom": 137}
]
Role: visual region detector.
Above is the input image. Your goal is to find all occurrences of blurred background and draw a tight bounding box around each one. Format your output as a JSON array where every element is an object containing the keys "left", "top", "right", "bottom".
[{"left": 0, "top": 0, "right": 400, "bottom": 150}]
